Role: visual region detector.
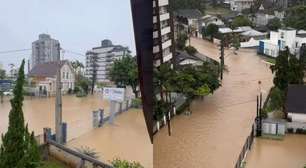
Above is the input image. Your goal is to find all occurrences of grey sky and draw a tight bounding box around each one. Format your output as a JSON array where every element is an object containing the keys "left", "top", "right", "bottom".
[{"left": 0, "top": 0, "right": 135, "bottom": 71}]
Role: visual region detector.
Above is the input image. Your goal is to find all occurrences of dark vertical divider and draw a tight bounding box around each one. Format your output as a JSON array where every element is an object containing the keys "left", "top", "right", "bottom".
[{"left": 130, "top": 0, "right": 153, "bottom": 143}]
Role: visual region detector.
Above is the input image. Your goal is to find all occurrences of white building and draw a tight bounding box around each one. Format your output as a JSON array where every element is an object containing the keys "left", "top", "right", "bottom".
[
  {"left": 230, "top": 0, "right": 254, "bottom": 12},
  {"left": 28, "top": 60, "right": 75, "bottom": 96},
  {"left": 258, "top": 29, "right": 306, "bottom": 57},
  {"left": 85, "top": 40, "right": 130, "bottom": 82},
  {"left": 153, "top": 0, "right": 174, "bottom": 67}
]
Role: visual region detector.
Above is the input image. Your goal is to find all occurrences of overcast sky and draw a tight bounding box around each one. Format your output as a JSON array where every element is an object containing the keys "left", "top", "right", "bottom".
[{"left": 0, "top": 0, "right": 135, "bottom": 71}]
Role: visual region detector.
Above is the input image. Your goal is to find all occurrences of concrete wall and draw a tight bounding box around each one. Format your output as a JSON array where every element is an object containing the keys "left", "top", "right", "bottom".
[{"left": 288, "top": 113, "right": 306, "bottom": 123}]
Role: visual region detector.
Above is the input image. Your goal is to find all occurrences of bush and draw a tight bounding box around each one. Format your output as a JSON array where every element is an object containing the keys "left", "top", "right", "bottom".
[
  {"left": 111, "top": 158, "right": 144, "bottom": 168},
  {"left": 296, "top": 128, "right": 306, "bottom": 134},
  {"left": 287, "top": 128, "right": 294, "bottom": 133},
  {"left": 67, "top": 88, "right": 74, "bottom": 94},
  {"left": 131, "top": 98, "right": 142, "bottom": 108},
  {"left": 185, "top": 46, "right": 198, "bottom": 55}
]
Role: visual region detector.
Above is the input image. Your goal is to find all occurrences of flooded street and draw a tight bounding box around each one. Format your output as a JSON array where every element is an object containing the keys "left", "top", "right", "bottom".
[
  {"left": 0, "top": 94, "right": 109, "bottom": 140},
  {"left": 246, "top": 135, "right": 306, "bottom": 168},
  {"left": 0, "top": 94, "right": 152, "bottom": 167},
  {"left": 67, "top": 109, "right": 152, "bottom": 168},
  {"left": 154, "top": 38, "right": 274, "bottom": 168}
]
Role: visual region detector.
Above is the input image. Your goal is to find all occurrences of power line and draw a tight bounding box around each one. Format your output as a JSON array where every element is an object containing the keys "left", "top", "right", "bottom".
[{"left": 0, "top": 49, "right": 31, "bottom": 54}]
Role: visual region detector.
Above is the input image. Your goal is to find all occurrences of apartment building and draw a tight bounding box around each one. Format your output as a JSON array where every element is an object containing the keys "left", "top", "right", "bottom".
[
  {"left": 153, "top": 0, "right": 175, "bottom": 67},
  {"left": 31, "top": 34, "right": 60, "bottom": 70},
  {"left": 85, "top": 39, "right": 130, "bottom": 82}
]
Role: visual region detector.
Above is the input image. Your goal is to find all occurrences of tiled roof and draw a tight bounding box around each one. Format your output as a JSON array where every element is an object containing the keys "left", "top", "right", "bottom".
[{"left": 28, "top": 60, "right": 69, "bottom": 78}]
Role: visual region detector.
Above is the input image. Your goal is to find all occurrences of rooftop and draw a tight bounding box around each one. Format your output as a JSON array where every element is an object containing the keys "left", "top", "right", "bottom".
[
  {"left": 28, "top": 60, "right": 70, "bottom": 78},
  {"left": 174, "top": 9, "right": 203, "bottom": 19},
  {"left": 286, "top": 85, "right": 306, "bottom": 114}
]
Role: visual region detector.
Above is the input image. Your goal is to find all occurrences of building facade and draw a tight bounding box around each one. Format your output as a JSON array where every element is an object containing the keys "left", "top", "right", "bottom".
[
  {"left": 258, "top": 29, "right": 306, "bottom": 57},
  {"left": 31, "top": 34, "right": 60, "bottom": 70},
  {"left": 153, "top": 0, "right": 175, "bottom": 67},
  {"left": 230, "top": 0, "right": 254, "bottom": 12},
  {"left": 85, "top": 40, "right": 130, "bottom": 82},
  {"left": 28, "top": 60, "right": 75, "bottom": 96}
]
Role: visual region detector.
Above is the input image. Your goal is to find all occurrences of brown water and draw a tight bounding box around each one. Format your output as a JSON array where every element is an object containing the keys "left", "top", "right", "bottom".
[
  {"left": 246, "top": 135, "right": 306, "bottom": 168},
  {"left": 67, "top": 109, "right": 153, "bottom": 168},
  {"left": 154, "top": 38, "right": 274, "bottom": 168},
  {"left": 0, "top": 95, "right": 152, "bottom": 167},
  {"left": 0, "top": 94, "right": 109, "bottom": 140}
]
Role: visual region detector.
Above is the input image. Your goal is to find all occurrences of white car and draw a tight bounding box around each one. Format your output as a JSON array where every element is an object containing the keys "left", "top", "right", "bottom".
[{"left": 3, "top": 90, "right": 13, "bottom": 96}]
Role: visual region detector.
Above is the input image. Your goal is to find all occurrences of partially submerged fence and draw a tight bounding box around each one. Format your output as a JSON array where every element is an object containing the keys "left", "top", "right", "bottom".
[
  {"left": 46, "top": 139, "right": 113, "bottom": 168},
  {"left": 39, "top": 128, "right": 113, "bottom": 168},
  {"left": 234, "top": 124, "right": 255, "bottom": 168}
]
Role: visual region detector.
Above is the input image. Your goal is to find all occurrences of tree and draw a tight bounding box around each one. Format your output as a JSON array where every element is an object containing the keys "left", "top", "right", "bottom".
[
  {"left": 284, "top": 5, "right": 306, "bottom": 30},
  {"left": 231, "top": 15, "right": 252, "bottom": 28},
  {"left": 267, "top": 18, "right": 282, "bottom": 31},
  {"left": 206, "top": 23, "right": 219, "bottom": 41},
  {"left": 0, "top": 60, "right": 40, "bottom": 168},
  {"left": 109, "top": 55, "right": 139, "bottom": 98},
  {"left": 270, "top": 48, "right": 290, "bottom": 90},
  {"left": 270, "top": 47, "right": 304, "bottom": 90},
  {"left": 267, "top": 87, "right": 285, "bottom": 112},
  {"left": 299, "top": 43, "right": 306, "bottom": 69},
  {"left": 0, "top": 69, "right": 5, "bottom": 79},
  {"left": 176, "top": 33, "right": 188, "bottom": 50},
  {"left": 71, "top": 60, "right": 84, "bottom": 81},
  {"left": 232, "top": 35, "right": 240, "bottom": 51},
  {"left": 288, "top": 54, "right": 304, "bottom": 84},
  {"left": 170, "top": 0, "right": 206, "bottom": 13},
  {"left": 185, "top": 46, "right": 198, "bottom": 55}
]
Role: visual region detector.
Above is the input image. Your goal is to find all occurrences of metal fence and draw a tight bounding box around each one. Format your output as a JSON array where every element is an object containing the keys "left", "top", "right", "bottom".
[
  {"left": 46, "top": 139, "right": 113, "bottom": 168},
  {"left": 234, "top": 124, "right": 255, "bottom": 168}
]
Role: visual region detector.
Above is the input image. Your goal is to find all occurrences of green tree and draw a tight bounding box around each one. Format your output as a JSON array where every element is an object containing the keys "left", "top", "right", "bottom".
[
  {"left": 109, "top": 55, "right": 139, "bottom": 98},
  {"left": 288, "top": 54, "right": 304, "bottom": 84},
  {"left": 176, "top": 33, "right": 188, "bottom": 50},
  {"left": 284, "top": 5, "right": 306, "bottom": 30},
  {"left": 231, "top": 15, "right": 252, "bottom": 28},
  {"left": 0, "top": 69, "right": 5, "bottom": 79},
  {"left": 112, "top": 158, "right": 144, "bottom": 168},
  {"left": 300, "top": 43, "right": 306, "bottom": 69},
  {"left": 270, "top": 48, "right": 290, "bottom": 90},
  {"left": 232, "top": 35, "right": 240, "bottom": 51},
  {"left": 267, "top": 18, "right": 282, "bottom": 31},
  {"left": 206, "top": 23, "right": 219, "bottom": 41},
  {"left": 267, "top": 87, "right": 285, "bottom": 112},
  {"left": 0, "top": 60, "right": 40, "bottom": 168},
  {"left": 170, "top": 0, "right": 206, "bottom": 13},
  {"left": 185, "top": 46, "right": 198, "bottom": 55}
]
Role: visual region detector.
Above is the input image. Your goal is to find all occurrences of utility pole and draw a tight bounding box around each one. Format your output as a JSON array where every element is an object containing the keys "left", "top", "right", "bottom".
[
  {"left": 220, "top": 36, "right": 225, "bottom": 80},
  {"left": 55, "top": 44, "right": 63, "bottom": 144}
]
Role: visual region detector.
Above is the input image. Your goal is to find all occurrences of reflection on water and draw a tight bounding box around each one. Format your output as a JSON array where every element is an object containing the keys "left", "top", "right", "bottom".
[
  {"left": 246, "top": 135, "right": 306, "bottom": 168},
  {"left": 154, "top": 38, "right": 274, "bottom": 168},
  {"left": 0, "top": 94, "right": 108, "bottom": 140}
]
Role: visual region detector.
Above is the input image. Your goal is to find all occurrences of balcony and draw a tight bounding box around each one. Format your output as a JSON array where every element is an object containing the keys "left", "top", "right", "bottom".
[
  {"left": 161, "top": 26, "right": 171, "bottom": 36},
  {"left": 159, "top": 0, "right": 169, "bottom": 6},
  {"left": 162, "top": 39, "right": 172, "bottom": 50},
  {"left": 153, "top": 45, "right": 160, "bottom": 54},
  {"left": 160, "top": 13, "right": 170, "bottom": 22},
  {"left": 163, "top": 52, "right": 173, "bottom": 63}
]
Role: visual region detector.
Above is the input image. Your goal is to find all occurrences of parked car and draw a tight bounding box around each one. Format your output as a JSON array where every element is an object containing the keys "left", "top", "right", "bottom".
[{"left": 3, "top": 89, "right": 13, "bottom": 96}]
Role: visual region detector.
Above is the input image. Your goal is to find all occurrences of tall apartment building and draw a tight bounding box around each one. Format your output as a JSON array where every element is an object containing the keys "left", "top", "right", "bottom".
[
  {"left": 85, "top": 39, "right": 130, "bottom": 82},
  {"left": 153, "top": 0, "right": 175, "bottom": 67},
  {"left": 31, "top": 34, "right": 60, "bottom": 69}
]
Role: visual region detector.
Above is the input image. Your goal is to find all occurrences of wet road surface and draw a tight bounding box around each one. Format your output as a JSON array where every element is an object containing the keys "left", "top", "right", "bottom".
[{"left": 154, "top": 38, "right": 274, "bottom": 168}]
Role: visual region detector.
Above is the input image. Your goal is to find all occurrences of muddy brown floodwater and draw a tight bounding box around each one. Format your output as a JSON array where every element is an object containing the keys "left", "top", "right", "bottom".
[
  {"left": 246, "top": 135, "right": 306, "bottom": 168},
  {"left": 0, "top": 94, "right": 152, "bottom": 167},
  {"left": 154, "top": 38, "right": 274, "bottom": 168}
]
